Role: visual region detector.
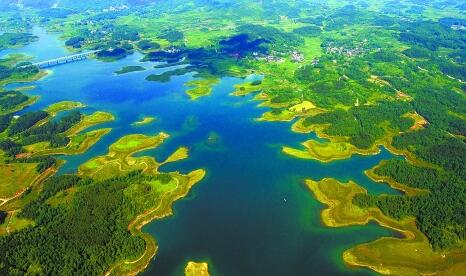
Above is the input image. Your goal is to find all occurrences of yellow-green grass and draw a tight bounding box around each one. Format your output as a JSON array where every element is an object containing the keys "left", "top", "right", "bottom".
[
  {"left": 288, "top": 101, "right": 316, "bottom": 112},
  {"left": 0, "top": 54, "right": 30, "bottom": 68},
  {"left": 162, "top": 147, "right": 189, "bottom": 164},
  {"left": 0, "top": 70, "right": 48, "bottom": 88},
  {"left": 66, "top": 111, "right": 115, "bottom": 134},
  {"left": 291, "top": 119, "right": 330, "bottom": 134},
  {"left": 185, "top": 78, "right": 219, "bottom": 100},
  {"left": 283, "top": 139, "right": 379, "bottom": 163},
  {"left": 0, "top": 95, "right": 39, "bottom": 115},
  {"left": 258, "top": 101, "right": 326, "bottom": 122},
  {"left": 28, "top": 128, "right": 111, "bottom": 157},
  {"left": 132, "top": 116, "right": 156, "bottom": 126},
  {"left": 0, "top": 160, "right": 65, "bottom": 212},
  {"left": 403, "top": 112, "right": 427, "bottom": 131},
  {"left": 0, "top": 160, "right": 63, "bottom": 211},
  {"left": 23, "top": 142, "right": 50, "bottom": 153},
  {"left": 300, "top": 37, "right": 323, "bottom": 59},
  {"left": 78, "top": 133, "right": 169, "bottom": 180},
  {"left": 106, "top": 169, "right": 206, "bottom": 276},
  {"left": 306, "top": 178, "right": 466, "bottom": 275},
  {"left": 258, "top": 109, "right": 296, "bottom": 122},
  {"left": 46, "top": 187, "right": 77, "bottom": 207},
  {"left": 76, "top": 131, "right": 205, "bottom": 275},
  {"left": 364, "top": 161, "right": 428, "bottom": 196},
  {"left": 306, "top": 178, "right": 370, "bottom": 227},
  {"left": 289, "top": 119, "right": 434, "bottom": 167},
  {"left": 0, "top": 210, "right": 34, "bottom": 236},
  {"left": 185, "top": 261, "right": 210, "bottom": 276},
  {"left": 13, "top": 85, "right": 36, "bottom": 92},
  {"left": 29, "top": 100, "right": 85, "bottom": 129},
  {"left": 231, "top": 81, "right": 263, "bottom": 96},
  {"left": 183, "top": 28, "right": 235, "bottom": 48},
  {"left": 0, "top": 162, "right": 38, "bottom": 199},
  {"left": 45, "top": 101, "right": 85, "bottom": 116}
]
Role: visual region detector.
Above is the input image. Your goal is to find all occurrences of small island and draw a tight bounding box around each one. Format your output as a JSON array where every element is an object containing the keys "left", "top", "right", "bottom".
[
  {"left": 185, "top": 78, "right": 219, "bottom": 100},
  {"left": 45, "top": 101, "right": 85, "bottom": 116},
  {"left": 115, "top": 65, "right": 146, "bottom": 75},
  {"left": 184, "top": 261, "right": 210, "bottom": 276},
  {"left": 132, "top": 116, "right": 156, "bottom": 126}
]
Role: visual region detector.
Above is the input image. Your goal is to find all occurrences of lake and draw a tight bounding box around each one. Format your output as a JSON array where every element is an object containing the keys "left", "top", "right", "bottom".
[{"left": 2, "top": 27, "right": 398, "bottom": 276}]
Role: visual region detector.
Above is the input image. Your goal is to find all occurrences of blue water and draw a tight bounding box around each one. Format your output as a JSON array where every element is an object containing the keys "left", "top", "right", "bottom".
[{"left": 2, "top": 28, "right": 400, "bottom": 276}]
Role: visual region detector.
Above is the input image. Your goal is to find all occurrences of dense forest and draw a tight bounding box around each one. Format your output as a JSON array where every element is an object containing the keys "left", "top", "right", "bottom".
[
  {"left": 302, "top": 101, "right": 414, "bottom": 149},
  {"left": 0, "top": 173, "right": 148, "bottom": 275},
  {"left": 354, "top": 159, "right": 466, "bottom": 249},
  {"left": 0, "top": 32, "right": 37, "bottom": 51}
]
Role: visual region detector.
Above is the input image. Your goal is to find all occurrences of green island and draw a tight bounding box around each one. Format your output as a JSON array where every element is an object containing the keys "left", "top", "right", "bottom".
[
  {"left": 185, "top": 78, "right": 220, "bottom": 100},
  {"left": 115, "top": 65, "right": 146, "bottom": 75},
  {"left": 45, "top": 101, "right": 86, "bottom": 116},
  {"left": 184, "top": 261, "right": 210, "bottom": 276},
  {"left": 132, "top": 116, "right": 156, "bottom": 126},
  {"left": 0, "top": 0, "right": 465, "bottom": 275}
]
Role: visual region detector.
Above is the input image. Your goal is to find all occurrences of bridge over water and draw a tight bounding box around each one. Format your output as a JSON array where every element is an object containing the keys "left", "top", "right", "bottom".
[{"left": 21, "top": 50, "right": 101, "bottom": 69}]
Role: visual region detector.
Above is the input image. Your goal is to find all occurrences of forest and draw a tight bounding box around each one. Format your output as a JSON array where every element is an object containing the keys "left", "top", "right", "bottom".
[
  {"left": 302, "top": 102, "right": 414, "bottom": 149},
  {"left": 0, "top": 173, "right": 149, "bottom": 275},
  {"left": 354, "top": 158, "right": 466, "bottom": 249},
  {"left": 0, "top": 32, "right": 37, "bottom": 51}
]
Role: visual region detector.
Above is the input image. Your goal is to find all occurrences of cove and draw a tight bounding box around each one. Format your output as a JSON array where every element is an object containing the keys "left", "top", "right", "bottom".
[{"left": 2, "top": 28, "right": 399, "bottom": 275}]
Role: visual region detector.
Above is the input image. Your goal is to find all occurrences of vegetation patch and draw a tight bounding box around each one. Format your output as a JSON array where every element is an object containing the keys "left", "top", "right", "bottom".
[
  {"left": 115, "top": 66, "right": 146, "bottom": 75},
  {"left": 307, "top": 178, "right": 466, "bottom": 275},
  {"left": 185, "top": 261, "right": 210, "bottom": 276},
  {"left": 0, "top": 162, "right": 38, "bottom": 199},
  {"left": 283, "top": 139, "right": 379, "bottom": 162},
  {"left": 79, "top": 133, "right": 172, "bottom": 180},
  {"left": 132, "top": 116, "right": 156, "bottom": 126},
  {"left": 185, "top": 78, "right": 219, "bottom": 100},
  {"left": 45, "top": 101, "right": 85, "bottom": 116}
]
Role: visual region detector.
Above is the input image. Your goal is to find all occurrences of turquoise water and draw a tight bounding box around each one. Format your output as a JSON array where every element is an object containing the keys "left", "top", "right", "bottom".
[{"left": 3, "top": 28, "right": 400, "bottom": 276}]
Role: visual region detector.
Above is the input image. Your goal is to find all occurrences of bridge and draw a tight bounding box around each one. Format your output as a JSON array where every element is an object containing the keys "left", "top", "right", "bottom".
[{"left": 22, "top": 50, "right": 101, "bottom": 69}]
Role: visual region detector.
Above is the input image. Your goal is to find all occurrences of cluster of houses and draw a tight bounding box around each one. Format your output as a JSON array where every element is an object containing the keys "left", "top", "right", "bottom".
[
  {"left": 102, "top": 5, "right": 129, "bottom": 13},
  {"left": 325, "top": 40, "right": 367, "bottom": 57},
  {"left": 165, "top": 47, "right": 181, "bottom": 54},
  {"left": 326, "top": 45, "right": 365, "bottom": 57},
  {"left": 291, "top": 51, "right": 305, "bottom": 62},
  {"left": 252, "top": 50, "right": 306, "bottom": 63},
  {"left": 451, "top": 24, "right": 465, "bottom": 31},
  {"left": 252, "top": 51, "right": 285, "bottom": 63}
]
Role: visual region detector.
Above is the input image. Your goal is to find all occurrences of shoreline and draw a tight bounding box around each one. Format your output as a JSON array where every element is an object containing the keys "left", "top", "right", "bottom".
[
  {"left": 306, "top": 178, "right": 466, "bottom": 275},
  {"left": 106, "top": 169, "right": 206, "bottom": 276}
]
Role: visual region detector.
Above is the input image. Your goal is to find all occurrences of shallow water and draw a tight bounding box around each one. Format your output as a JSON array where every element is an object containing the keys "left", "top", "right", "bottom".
[{"left": 2, "top": 28, "right": 400, "bottom": 276}]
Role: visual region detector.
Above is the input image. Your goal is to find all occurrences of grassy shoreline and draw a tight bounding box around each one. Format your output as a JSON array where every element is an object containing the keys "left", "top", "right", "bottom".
[
  {"left": 185, "top": 78, "right": 219, "bottom": 100},
  {"left": 132, "top": 116, "right": 156, "bottom": 126},
  {"left": 306, "top": 178, "right": 466, "bottom": 275},
  {"left": 76, "top": 133, "right": 206, "bottom": 275},
  {"left": 105, "top": 169, "right": 206, "bottom": 275},
  {"left": 364, "top": 162, "right": 428, "bottom": 196}
]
